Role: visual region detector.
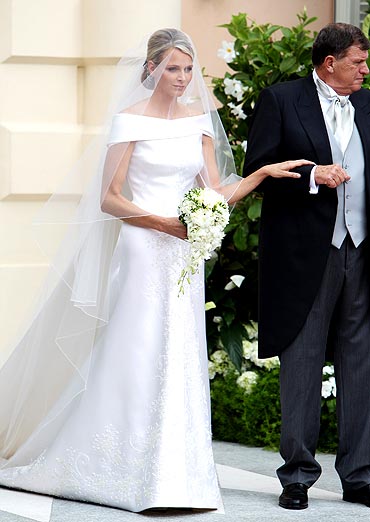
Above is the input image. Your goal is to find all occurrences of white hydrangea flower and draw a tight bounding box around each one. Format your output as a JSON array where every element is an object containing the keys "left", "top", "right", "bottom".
[
  {"left": 323, "top": 365, "right": 334, "bottom": 376},
  {"left": 330, "top": 376, "right": 337, "bottom": 397},
  {"left": 243, "top": 339, "right": 260, "bottom": 363},
  {"left": 258, "top": 356, "right": 280, "bottom": 370},
  {"left": 237, "top": 371, "right": 258, "bottom": 393},
  {"left": 228, "top": 102, "right": 247, "bottom": 120},
  {"left": 321, "top": 381, "right": 332, "bottom": 399},
  {"left": 242, "top": 337, "right": 279, "bottom": 369},
  {"left": 241, "top": 140, "right": 248, "bottom": 152},
  {"left": 217, "top": 40, "right": 236, "bottom": 63},
  {"left": 213, "top": 351, "right": 226, "bottom": 363},
  {"left": 224, "top": 78, "right": 246, "bottom": 102},
  {"left": 322, "top": 376, "right": 336, "bottom": 398},
  {"left": 329, "top": 377, "right": 337, "bottom": 397},
  {"left": 208, "top": 361, "right": 216, "bottom": 380},
  {"left": 208, "top": 349, "right": 234, "bottom": 378}
]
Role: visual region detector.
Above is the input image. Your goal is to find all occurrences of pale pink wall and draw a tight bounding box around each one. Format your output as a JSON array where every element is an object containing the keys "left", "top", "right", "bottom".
[{"left": 182, "top": 0, "right": 334, "bottom": 77}]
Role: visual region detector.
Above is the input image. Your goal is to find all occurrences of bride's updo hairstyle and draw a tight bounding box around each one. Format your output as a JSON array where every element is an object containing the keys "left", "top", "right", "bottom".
[{"left": 141, "top": 28, "right": 194, "bottom": 84}]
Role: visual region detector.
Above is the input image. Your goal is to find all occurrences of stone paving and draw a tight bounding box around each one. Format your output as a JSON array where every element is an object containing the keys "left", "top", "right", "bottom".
[{"left": 0, "top": 441, "right": 369, "bottom": 521}]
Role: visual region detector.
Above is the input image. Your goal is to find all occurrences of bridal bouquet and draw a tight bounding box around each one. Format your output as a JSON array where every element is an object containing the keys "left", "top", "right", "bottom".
[{"left": 177, "top": 187, "right": 230, "bottom": 294}]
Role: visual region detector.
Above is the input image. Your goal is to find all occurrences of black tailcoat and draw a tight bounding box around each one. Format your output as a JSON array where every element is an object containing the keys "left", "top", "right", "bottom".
[{"left": 243, "top": 74, "right": 370, "bottom": 358}]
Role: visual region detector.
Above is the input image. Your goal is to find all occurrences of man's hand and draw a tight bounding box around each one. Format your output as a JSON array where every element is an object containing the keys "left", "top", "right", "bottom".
[{"left": 314, "top": 164, "right": 351, "bottom": 188}]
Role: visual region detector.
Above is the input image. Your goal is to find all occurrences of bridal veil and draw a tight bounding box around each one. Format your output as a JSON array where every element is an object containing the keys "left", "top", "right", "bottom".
[{"left": 0, "top": 29, "right": 239, "bottom": 461}]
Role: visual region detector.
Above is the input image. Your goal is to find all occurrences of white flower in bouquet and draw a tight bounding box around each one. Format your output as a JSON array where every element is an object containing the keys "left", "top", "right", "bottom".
[{"left": 178, "top": 187, "right": 230, "bottom": 294}]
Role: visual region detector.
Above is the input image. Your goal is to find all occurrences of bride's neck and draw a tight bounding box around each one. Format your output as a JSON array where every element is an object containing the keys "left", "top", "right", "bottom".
[{"left": 145, "top": 92, "right": 181, "bottom": 119}]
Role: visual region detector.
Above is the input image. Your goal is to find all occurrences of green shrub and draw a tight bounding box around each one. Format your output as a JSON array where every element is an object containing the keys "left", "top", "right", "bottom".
[
  {"left": 210, "top": 365, "right": 338, "bottom": 452},
  {"left": 208, "top": 326, "right": 338, "bottom": 452}
]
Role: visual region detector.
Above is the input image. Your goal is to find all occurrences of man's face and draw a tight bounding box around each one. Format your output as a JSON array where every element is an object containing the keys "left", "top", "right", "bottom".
[{"left": 328, "top": 45, "right": 369, "bottom": 95}]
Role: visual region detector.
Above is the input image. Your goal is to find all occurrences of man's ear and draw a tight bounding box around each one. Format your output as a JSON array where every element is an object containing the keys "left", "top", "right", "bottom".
[{"left": 323, "top": 55, "right": 336, "bottom": 74}]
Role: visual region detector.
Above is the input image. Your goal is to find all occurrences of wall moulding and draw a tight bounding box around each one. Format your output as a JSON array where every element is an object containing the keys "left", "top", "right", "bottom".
[
  {"left": 1, "top": 56, "right": 120, "bottom": 66},
  {"left": 0, "top": 124, "right": 83, "bottom": 201}
]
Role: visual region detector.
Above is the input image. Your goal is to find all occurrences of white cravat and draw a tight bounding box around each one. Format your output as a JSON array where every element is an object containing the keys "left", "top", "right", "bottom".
[{"left": 314, "top": 71, "right": 355, "bottom": 154}]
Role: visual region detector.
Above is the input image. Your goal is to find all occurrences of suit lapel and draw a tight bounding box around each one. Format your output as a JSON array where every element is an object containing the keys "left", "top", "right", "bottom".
[{"left": 294, "top": 75, "right": 333, "bottom": 165}]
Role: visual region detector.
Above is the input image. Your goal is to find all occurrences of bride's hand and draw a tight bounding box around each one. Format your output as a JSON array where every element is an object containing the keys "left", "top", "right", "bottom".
[
  {"left": 158, "top": 217, "right": 187, "bottom": 240},
  {"left": 260, "top": 159, "right": 314, "bottom": 179}
]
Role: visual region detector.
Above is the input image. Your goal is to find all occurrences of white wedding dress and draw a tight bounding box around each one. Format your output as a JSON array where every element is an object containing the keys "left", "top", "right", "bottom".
[{"left": 0, "top": 113, "right": 223, "bottom": 512}]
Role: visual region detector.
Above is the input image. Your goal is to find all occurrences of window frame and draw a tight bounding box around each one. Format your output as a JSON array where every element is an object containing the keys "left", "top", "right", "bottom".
[{"left": 335, "top": 0, "right": 366, "bottom": 25}]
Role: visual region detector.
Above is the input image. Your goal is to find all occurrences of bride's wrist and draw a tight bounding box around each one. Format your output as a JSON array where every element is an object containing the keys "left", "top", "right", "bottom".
[
  {"left": 150, "top": 215, "right": 166, "bottom": 232},
  {"left": 255, "top": 166, "right": 269, "bottom": 180}
]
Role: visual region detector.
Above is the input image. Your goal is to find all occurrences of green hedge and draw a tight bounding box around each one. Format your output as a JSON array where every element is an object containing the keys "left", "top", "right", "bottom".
[{"left": 210, "top": 368, "right": 338, "bottom": 453}]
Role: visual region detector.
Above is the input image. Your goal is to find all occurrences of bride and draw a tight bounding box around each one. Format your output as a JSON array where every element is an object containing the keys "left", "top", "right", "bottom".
[{"left": 0, "top": 28, "right": 310, "bottom": 512}]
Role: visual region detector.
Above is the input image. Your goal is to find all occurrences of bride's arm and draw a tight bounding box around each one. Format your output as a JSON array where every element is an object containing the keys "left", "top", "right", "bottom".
[
  {"left": 101, "top": 142, "right": 186, "bottom": 239},
  {"left": 201, "top": 135, "right": 311, "bottom": 203}
]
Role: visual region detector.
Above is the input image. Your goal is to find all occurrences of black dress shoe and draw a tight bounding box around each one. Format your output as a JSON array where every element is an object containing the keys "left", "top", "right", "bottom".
[
  {"left": 279, "top": 483, "right": 308, "bottom": 510},
  {"left": 343, "top": 484, "right": 370, "bottom": 507}
]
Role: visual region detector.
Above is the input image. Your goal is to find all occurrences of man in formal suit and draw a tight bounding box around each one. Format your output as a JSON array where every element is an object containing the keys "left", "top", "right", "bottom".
[{"left": 243, "top": 23, "right": 370, "bottom": 510}]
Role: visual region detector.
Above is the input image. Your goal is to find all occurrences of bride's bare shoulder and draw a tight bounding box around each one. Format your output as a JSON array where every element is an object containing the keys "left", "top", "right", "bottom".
[{"left": 120, "top": 100, "right": 149, "bottom": 115}]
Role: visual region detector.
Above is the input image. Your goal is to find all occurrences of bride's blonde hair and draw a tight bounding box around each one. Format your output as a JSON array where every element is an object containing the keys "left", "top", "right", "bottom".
[{"left": 141, "top": 28, "right": 194, "bottom": 82}]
